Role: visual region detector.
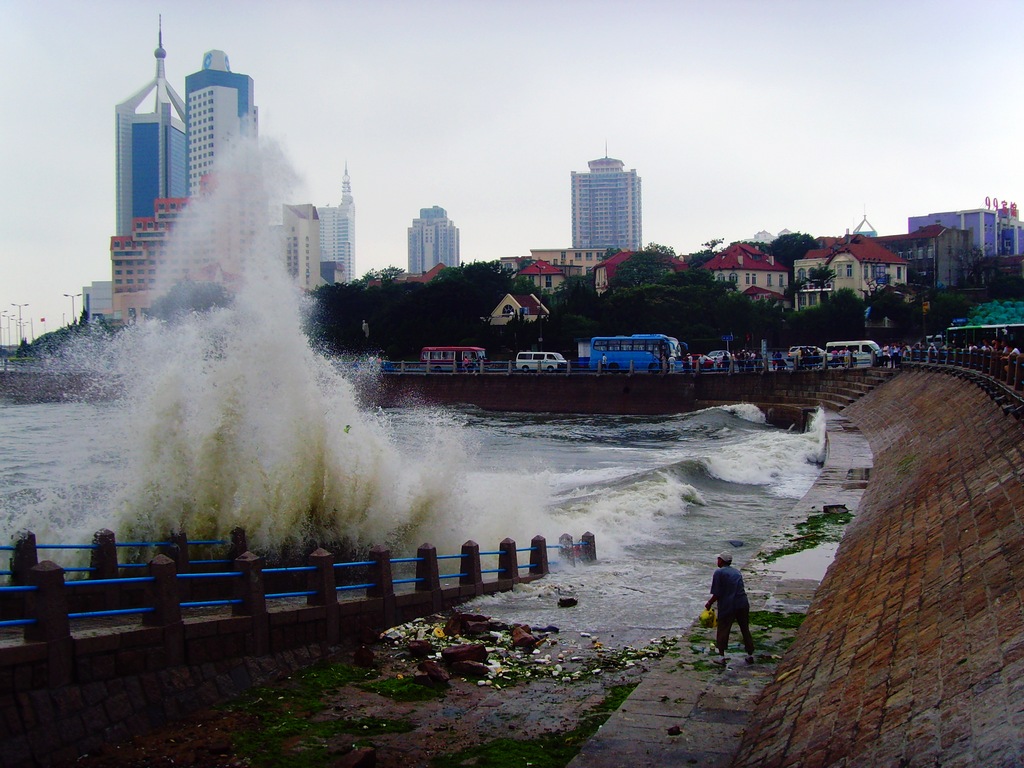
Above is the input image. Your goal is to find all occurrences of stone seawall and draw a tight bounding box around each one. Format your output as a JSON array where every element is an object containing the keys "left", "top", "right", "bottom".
[
  {"left": 733, "top": 369, "right": 1024, "bottom": 767},
  {"left": 365, "top": 368, "right": 892, "bottom": 428}
]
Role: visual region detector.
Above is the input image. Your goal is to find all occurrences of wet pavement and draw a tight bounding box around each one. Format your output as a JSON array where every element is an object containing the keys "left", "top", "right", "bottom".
[{"left": 567, "top": 409, "right": 874, "bottom": 767}]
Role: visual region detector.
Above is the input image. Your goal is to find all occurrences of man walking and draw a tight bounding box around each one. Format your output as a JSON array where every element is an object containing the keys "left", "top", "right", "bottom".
[{"left": 705, "top": 552, "right": 755, "bottom": 665}]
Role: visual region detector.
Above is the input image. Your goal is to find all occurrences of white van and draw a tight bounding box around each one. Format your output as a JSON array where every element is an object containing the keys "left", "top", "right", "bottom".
[
  {"left": 515, "top": 351, "right": 568, "bottom": 372},
  {"left": 824, "top": 340, "right": 881, "bottom": 367}
]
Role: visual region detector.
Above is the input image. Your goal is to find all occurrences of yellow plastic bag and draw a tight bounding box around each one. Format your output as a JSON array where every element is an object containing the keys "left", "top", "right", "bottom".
[{"left": 699, "top": 607, "right": 717, "bottom": 628}]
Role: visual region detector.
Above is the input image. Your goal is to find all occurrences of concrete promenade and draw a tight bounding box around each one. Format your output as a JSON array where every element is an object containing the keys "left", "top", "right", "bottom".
[
  {"left": 568, "top": 409, "right": 875, "bottom": 767},
  {"left": 572, "top": 367, "right": 1024, "bottom": 767}
]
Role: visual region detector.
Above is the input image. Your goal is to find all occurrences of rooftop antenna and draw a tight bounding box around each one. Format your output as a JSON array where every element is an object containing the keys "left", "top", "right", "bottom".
[{"left": 604, "top": 140, "right": 608, "bottom": 158}]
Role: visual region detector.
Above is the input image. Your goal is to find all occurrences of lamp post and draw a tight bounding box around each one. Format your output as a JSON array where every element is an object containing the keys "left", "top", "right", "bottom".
[
  {"left": 64, "top": 293, "right": 82, "bottom": 326},
  {"left": 11, "top": 303, "right": 28, "bottom": 344}
]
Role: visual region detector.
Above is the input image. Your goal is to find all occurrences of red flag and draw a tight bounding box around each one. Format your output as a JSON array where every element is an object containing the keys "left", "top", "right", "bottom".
[{"left": 40, "top": 317, "right": 45, "bottom": 322}]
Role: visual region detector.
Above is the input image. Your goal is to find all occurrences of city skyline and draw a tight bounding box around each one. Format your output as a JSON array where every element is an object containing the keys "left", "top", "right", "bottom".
[{"left": 3, "top": 1, "right": 1024, "bottom": 337}]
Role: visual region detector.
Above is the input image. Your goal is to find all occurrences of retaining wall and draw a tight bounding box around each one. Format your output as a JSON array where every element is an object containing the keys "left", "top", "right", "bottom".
[
  {"left": 0, "top": 535, "right": 567, "bottom": 767},
  {"left": 732, "top": 369, "right": 1024, "bottom": 767}
]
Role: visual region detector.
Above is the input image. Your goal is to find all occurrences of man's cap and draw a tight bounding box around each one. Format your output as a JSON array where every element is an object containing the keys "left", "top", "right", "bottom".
[{"left": 718, "top": 552, "right": 733, "bottom": 564}]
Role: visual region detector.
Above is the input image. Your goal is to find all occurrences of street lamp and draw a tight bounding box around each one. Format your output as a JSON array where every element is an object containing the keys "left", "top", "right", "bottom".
[
  {"left": 11, "top": 303, "right": 28, "bottom": 343},
  {"left": 64, "top": 293, "right": 82, "bottom": 326}
]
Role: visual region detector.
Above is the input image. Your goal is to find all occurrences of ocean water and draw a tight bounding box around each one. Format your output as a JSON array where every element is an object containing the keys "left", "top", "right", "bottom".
[
  {"left": 0, "top": 139, "right": 825, "bottom": 645},
  {"left": 0, "top": 394, "right": 825, "bottom": 646}
]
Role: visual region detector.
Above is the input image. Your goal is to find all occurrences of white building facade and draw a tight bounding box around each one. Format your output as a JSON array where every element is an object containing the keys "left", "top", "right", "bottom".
[
  {"left": 571, "top": 157, "right": 642, "bottom": 251},
  {"left": 408, "top": 206, "right": 460, "bottom": 274},
  {"left": 184, "top": 50, "right": 258, "bottom": 195},
  {"left": 319, "top": 165, "right": 356, "bottom": 283},
  {"left": 281, "top": 204, "right": 323, "bottom": 292}
]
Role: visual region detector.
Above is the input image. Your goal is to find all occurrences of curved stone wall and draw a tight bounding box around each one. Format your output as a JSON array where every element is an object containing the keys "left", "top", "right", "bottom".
[{"left": 733, "top": 369, "right": 1024, "bottom": 767}]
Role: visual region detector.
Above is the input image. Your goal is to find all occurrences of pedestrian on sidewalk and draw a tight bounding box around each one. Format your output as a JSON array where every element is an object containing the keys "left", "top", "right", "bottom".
[{"left": 705, "top": 552, "right": 755, "bottom": 665}]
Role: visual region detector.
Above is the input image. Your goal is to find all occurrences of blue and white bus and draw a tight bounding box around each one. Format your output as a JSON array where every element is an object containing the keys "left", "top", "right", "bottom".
[{"left": 588, "top": 334, "right": 688, "bottom": 371}]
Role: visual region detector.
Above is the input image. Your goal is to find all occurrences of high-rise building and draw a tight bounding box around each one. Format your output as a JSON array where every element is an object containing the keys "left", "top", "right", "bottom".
[
  {"left": 571, "top": 156, "right": 642, "bottom": 251},
  {"left": 319, "top": 164, "right": 356, "bottom": 283},
  {"left": 184, "top": 50, "right": 258, "bottom": 195},
  {"left": 408, "top": 206, "right": 460, "bottom": 274},
  {"left": 281, "top": 204, "right": 322, "bottom": 292},
  {"left": 114, "top": 22, "right": 188, "bottom": 236}
]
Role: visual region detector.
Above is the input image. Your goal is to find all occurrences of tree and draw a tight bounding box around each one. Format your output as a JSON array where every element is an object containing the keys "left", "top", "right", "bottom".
[
  {"left": 148, "top": 281, "right": 232, "bottom": 321},
  {"left": 685, "top": 238, "right": 724, "bottom": 269},
  {"left": 807, "top": 265, "right": 836, "bottom": 289},
  {"left": 609, "top": 249, "right": 680, "bottom": 290},
  {"left": 768, "top": 232, "right": 817, "bottom": 271}
]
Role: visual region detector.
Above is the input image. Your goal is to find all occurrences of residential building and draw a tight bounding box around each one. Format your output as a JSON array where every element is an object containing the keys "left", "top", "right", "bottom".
[
  {"left": 318, "top": 164, "right": 356, "bottom": 283},
  {"left": 592, "top": 251, "right": 637, "bottom": 294},
  {"left": 408, "top": 206, "right": 460, "bottom": 274},
  {"left": 280, "top": 204, "right": 322, "bottom": 292},
  {"left": 874, "top": 225, "right": 973, "bottom": 289},
  {"left": 908, "top": 203, "right": 1024, "bottom": 258},
  {"left": 114, "top": 23, "right": 187, "bottom": 236},
  {"left": 519, "top": 261, "right": 570, "bottom": 292},
  {"left": 184, "top": 50, "right": 258, "bottom": 196},
  {"left": 701, "top": 243, "right": 789, "bottom": 303},
  {"left": 488, "top": 294, "right": 550, "bottom": 326},
  {"left": 571, "top": 157, "right": 642, "bottom": 251},
  {"left": 794, "top": 234, "right": 908, "bottom": 310}
]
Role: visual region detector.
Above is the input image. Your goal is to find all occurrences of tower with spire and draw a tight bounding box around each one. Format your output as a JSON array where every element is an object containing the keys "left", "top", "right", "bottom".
[
  {"left": 318, "top": 164, "right": 356, "bottom": 283},
  {"left": 114, "top": 17, "right": 187, "bottom": 235}
]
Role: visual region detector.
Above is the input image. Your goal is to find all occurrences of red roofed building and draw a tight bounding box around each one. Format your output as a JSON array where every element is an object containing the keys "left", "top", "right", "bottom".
[
  {"left": 794, "top": 234, "right": 909, "bottom": 309},
  {"left": 519, "top": 260, "right": 569, "bottom": 292},
  {"left": 701, "top": 243, "right": 789, "bottom": 303}
]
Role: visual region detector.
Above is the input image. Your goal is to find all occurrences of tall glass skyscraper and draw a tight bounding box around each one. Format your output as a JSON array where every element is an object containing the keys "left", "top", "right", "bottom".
[
  {"left": 571, "top": 156, "right": 642, "bottom": 251},
  {"left": 184, "top": 50, "right": 258, "bottom": 195},
  {"left": 114, "top": 23, "right": 187, "bottom": 236},
  {"left": 408, "top": 206, "right": 460, "bottom": 274}
]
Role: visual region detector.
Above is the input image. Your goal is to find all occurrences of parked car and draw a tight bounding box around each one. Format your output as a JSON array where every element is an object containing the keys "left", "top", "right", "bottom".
[
  {"left": 787, "top": 346, "right": 826, "bottom": 369},
  {"left": 703, "top": 350, "right": 732, "bottom": 370},
  {"left": 515, "top": 351, "right": 568, "bottom": 372}
]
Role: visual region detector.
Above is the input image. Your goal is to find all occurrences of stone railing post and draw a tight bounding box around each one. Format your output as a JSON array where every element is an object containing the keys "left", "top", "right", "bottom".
[
  {"left": 367, "top": 546, "right": 395, "bottom": 629},
  {"left": 580, "top": 531, "right": 597, "bottom": 563},
  {"left": 25, "top": 561, "right": 73, "bottom": 687},
  {"left": 90, "top": 528, "right": 119, "bottom": 611},
  {"left": 415, "top": 543, "right": 443, "bottom": 612},
  {"left": 234, "top": 552, "right": 268, "bottom": 656},
  {"left": 498, "top": 538, "right": 519, "bottom": 586},
  {"left": 558, "top": 533, "right": 575, "bottom": 565},
  {"left": 168, "top": 529, "right": 191, "bottom": 602},
  {"left": 11, "top": 531, "right": 38, "bottom": 586},
  {"left": 1011, "top": 354, "right": 1023, "bottom": 391},
  {"left": 144, "top": 554, "right": 184, "bottom": 665},
  {"left": 228, "top": 527, "right": 248, "bottom": 561},
  {"left": 307, "top": 548, "right": 339, "bottom": 645},
  {"left": 459, "top": 540, "right": 483, "bottom": 596},
  {"left": 529, "top": 535, "right": 549, "bottom": 577}
]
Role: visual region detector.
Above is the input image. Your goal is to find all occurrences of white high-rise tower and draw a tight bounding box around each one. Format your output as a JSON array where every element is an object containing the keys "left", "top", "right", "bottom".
[
  {"left": 184, "top": 49, "right": 258, "bottom": 195},
  {"left": 319, "top": 164, "right": 356, "bottom": 283},
  {"left": 408, "top": 206, "right": 460, "bottom": 274},
  {"left": 571, "top": 156, "right": 642, "bottom": 251}
]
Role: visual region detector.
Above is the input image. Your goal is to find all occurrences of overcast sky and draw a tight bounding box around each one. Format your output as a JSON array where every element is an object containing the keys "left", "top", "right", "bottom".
[{"left": 2, "top": 0, "right": 1022, "bottom": 337}]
